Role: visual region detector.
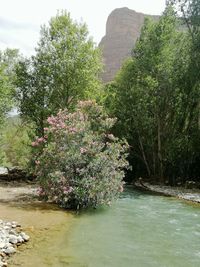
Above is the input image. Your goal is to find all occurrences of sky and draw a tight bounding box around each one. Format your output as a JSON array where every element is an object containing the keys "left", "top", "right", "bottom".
[{"left": 0, "top": 0, "right": 166, "bottom": 56}]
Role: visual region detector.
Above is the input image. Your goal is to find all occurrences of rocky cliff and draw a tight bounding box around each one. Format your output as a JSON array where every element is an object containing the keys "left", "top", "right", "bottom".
[{"left": 99, "top": 7, "right": 159, "bottom": 83}]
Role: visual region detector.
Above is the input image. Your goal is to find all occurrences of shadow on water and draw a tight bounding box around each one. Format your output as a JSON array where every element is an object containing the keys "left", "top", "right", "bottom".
[
  {"left": 0, "top": 193, "right": 66, "bottom": 212},
  {"left": 1, "top": 199, "right": 65, "bottom": 211},
  {"left": 75, "top": 187, "right": 149, "bottom": 218},
  {"left": 123, "top": 185, "right": 173, "bottom": 199}
]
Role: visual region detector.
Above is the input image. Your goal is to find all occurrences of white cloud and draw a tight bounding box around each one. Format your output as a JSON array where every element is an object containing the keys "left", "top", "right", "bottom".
[
  {"left": 0, "top": 17, "right": 38, "bottom": 31},
  {"left": 0, "top": 17, "right": 39, "bottom": 55}
]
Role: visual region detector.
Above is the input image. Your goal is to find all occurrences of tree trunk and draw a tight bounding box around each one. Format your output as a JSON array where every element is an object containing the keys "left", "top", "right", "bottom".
[
  {"left": 138, "top": 134, "right": 151, "bottom": 177},
  {"left": 198, "top": 101, "right": 200, "bottom": 130},
  {"left": 153, "top": 150, "right": 156, "bottom": 177},
  {"left": 157, "top": 116, "right": 164, "bottom": 183}
]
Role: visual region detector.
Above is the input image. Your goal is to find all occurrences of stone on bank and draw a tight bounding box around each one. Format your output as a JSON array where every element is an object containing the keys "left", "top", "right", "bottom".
[{"left": 0, "top": 220, "right": 29, "bottom": 266}]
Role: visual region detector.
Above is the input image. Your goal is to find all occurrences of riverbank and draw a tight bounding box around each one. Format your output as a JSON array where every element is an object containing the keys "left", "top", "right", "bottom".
[
  {"left": 0, "top": 181, "right": 37, "bottom": 266},
  {"left": 134, "top": 181, "right": 200, "bottom": 204},
  {"left": 0, "top": 180, "right": 74, "bottom": 267},
  {"left": 0, "top": 181, "right": 37, "bottom": 203},
  {"left": 0, "top": 182, "right": 74, "bottom": 267}
]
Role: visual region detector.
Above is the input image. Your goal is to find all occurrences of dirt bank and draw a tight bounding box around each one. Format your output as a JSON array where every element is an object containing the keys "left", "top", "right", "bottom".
[{"left": 0, "top": 181, "right": 38, "bottom": 203}]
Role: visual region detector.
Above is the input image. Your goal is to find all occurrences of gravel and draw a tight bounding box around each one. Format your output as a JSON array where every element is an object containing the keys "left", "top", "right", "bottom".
[
  {"left": 135, "top": 182, "right": 200, "bottom": 203},
  {"left": 0, "top": 220, "right": 29, "bottom": 266}
]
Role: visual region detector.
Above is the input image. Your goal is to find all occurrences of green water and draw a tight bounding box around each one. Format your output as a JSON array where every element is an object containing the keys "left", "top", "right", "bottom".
[
  {"left": 62, "top": 189, "right": 200, "bottom": 267},
  {"left": 5, "top": 188, "right": 200, "bottom": 267}
]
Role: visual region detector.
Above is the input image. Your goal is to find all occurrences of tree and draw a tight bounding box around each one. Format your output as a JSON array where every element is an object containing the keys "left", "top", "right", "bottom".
[
  {"left": 107, "top": 7, "right": 197, "bottom": 183},
  {"left": 168, "top": 0, "right": 200, "bottom": 179},
  {"left": 16, "top": 11, "right": 102, "bottom": 136},
  {"left": 0, "top": 64, "right": 11, "bottom": 124},
  {"left": 0, "top": 48, "right": 20, "bottom": 164},
  {"left": 0, "top": 48, "right": 19, "bottom": 125}
]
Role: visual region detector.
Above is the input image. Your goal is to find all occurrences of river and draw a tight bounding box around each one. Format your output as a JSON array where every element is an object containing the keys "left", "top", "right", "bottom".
[{"left": 1, "top": 188, "right": 200, "bottom": 266}]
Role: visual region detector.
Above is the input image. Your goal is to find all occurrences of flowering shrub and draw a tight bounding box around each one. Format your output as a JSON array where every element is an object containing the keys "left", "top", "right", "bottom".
[{"left": 33, "top": 100, "right": 129, "bottom": 209}]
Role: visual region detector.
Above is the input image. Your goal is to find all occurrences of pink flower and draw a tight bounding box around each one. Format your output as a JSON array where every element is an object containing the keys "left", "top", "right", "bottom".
[
  {"left": 47, "top": 116, "right": 57, "bottom": 125},
  {"left": 37, "top": 137, "right": 45, "bottom": 143},
  {"left": 69, "top": 127, "right": 77, "bottom": 133},
  {"left": 60, "top": 122, "right": 66, "bottom": 129},
  {"left": 63, "top": 186, "right": 73, "bottom": 194},
  {"left": 80, "top": 147, "right": 87, "bottom": 154},
  {"left": 78, "top": 100, "right": 94, "bottom": 108},
  {"left": 32, "top": 141, "right": 38, "bottom": 147},
  {"left": 37, "top": 187, "right": 45, "bottom": 196}
]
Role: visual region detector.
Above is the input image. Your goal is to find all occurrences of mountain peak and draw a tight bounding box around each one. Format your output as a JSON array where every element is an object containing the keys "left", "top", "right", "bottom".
[{"left": 99, "top": 8, "right": 159, "bottom": 83}]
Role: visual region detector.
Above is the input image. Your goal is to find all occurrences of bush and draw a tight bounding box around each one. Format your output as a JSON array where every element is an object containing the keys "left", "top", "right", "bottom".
[{"left": 33, "top": 100, "right": 129, "bottom": 209}]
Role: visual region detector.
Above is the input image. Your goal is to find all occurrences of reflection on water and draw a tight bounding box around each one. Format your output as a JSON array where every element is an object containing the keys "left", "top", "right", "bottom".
[{"left": 1, "top": 188, "right": 200, "bottom": 267}]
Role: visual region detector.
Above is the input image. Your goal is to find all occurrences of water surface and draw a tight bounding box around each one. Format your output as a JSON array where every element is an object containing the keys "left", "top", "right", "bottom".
[
  {"left": 64, "top": 189, "right": 200, "bottom": 267},
  {"left": 1, "top": 188, "right": 200, "bottom": 267}
]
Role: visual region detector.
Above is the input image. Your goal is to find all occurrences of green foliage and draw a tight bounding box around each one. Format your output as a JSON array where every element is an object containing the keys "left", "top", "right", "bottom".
[
  {"left": 0, "top": 66, "right": 11, "bottom": 124},
  {"left": 0, "top": 49, "right": 21, "bottom": 165},
  {"left": 34, "top": 101, "right": 129, "bottom": 209},
  {"left": 106, "top": 6, "right": 200, "bottom": 183},
  {"left": 16, "top": 10, "right": 102, "bottom": 137},
  {"left": 0, "top": 117, "right": 32, "bottom": 168},
  {"left": 168, "top": 0, "right": 200, "bottom": 180},
  {"left": 0, "top": 48, "right": 19, "bottom": 125}
]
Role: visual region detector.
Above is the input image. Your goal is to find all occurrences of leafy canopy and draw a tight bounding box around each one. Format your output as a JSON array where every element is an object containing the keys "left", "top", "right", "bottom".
[{"left": 16, "top": 11, "right": 102, "bottom": 136}]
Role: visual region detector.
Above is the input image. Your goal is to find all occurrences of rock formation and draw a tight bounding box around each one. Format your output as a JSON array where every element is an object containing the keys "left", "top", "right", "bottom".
[{"left": 99, "top": 7, "right": 159, "bottom": 83}]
